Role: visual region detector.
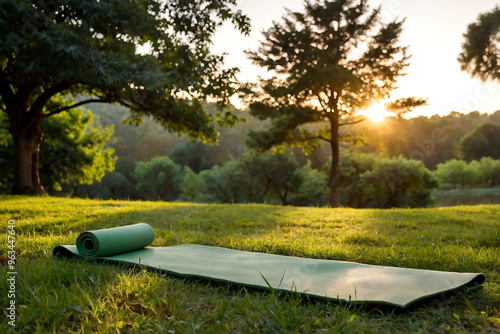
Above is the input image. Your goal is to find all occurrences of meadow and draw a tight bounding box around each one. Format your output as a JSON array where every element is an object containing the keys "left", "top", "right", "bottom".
[{"left": 0, "top": 196, "right": 499, "bottom": 333}]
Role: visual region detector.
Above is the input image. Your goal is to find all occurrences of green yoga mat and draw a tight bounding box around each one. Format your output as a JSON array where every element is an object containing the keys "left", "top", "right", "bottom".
[{"left": 53, "top": 223, "right": 486, "bottom": 308}]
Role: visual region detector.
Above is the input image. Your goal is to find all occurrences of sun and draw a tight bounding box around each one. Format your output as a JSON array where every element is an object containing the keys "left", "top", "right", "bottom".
[{"left": 363, "top": 103, "right": 386, "bottom": 122}]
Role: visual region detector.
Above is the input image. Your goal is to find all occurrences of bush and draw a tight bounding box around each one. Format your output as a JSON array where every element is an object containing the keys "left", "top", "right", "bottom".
[
  {"left": 435, "top": 157, "right": 500, "bottom": 189},
  {"left": 361, "top": 156, "right": 438, "bottom": 208},
  {"left": 179, "top": 166, "right": 206, "bottom": 202},
  {"left": 434, "top": 159, "right": 472, "bottom": 189},
  {"left": 134, "top": 156, "right": 183, "bottom": 201},
  {"left": 339, "top": 153, "right": 437, "bottom": 208}
]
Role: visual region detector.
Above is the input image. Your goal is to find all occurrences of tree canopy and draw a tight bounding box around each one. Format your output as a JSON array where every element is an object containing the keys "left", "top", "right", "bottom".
[
  {"left": 0, "top": 108, "right": 115, "bottom": 193},
  {"left": 0, "top": 0, "right": 250, "bottom": 194},
  {"left": 458, "top": 6, "right": 500, "bottom": 82},
  {"left": 460, "top": 122, "right": 500, "bottom": 161},
  {"left": 243, "top": 0, "right": 419, "bottom": 206}
]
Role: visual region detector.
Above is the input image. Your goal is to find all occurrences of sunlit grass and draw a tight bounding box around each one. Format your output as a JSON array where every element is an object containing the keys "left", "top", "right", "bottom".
[{"left": 0, "top": 196, "right": 499, "bottom": 333}]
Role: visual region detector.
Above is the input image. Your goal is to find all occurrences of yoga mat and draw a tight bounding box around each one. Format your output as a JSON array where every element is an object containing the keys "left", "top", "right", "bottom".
[{"left": 53, "top": 224, "right": 486, "bottom": 308}]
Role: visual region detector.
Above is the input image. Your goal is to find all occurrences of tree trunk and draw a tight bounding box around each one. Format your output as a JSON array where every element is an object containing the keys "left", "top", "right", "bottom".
[
  {"left": 328, "top": 118, "right": 340, "bottom": 207},
  {"left": 10, "top": 118, "right": 45, "bottom": 195}
]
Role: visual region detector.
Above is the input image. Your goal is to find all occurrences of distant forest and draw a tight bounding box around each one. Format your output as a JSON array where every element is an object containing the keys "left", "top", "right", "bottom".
[
  {"left": 84, "top": 104, "right": 500, "bottom": 205},
  {"left": 2, "top": 102, "right": 499, "bottom": 208},
  {"left": 90, "top": 103, "right": 500, "bottom": 171}
]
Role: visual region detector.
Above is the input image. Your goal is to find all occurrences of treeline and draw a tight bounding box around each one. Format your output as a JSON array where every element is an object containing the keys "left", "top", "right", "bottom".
[
  {"left": 435, "top": 158, "right": 500, "bottom": 189},
  {"left": 78, "top": 150, "right": 437, "bottom": 209},
  {"left": 351, "top": 111, "right": 500, "bottom": 169},
  {"left": 1, "top": 102, "right": 499, "bottom": 208},
  {"left": 88, "top": 103, "right": 500, "bottom": 172}
]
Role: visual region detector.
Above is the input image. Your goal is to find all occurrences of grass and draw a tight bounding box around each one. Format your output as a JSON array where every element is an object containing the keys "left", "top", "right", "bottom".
[{"left": 0, "top": 195, "right": 499, "bottom": 333}]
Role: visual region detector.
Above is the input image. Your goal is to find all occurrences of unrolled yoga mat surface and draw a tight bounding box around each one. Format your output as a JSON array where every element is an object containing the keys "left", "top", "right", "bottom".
[{"left": 53, "top": 223, "right": 486, "bottom": 308}]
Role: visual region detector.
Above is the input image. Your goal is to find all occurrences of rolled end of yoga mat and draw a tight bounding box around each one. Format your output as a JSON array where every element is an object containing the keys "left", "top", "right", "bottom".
[{"left": 75, "top": 223, "right": 155, "bottom": 258}]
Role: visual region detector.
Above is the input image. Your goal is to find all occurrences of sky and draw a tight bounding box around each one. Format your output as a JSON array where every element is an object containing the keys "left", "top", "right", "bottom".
[{"left": 211, "top": 0, "right": 500, "bottom": 118}]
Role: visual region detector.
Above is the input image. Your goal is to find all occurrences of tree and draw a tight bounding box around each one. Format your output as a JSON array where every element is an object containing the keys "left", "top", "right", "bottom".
[
  {"left": 178, "top": 166, "right": 206, "bottom": 202},
  {"left": 360, "top": 156, "right": 437, "bottom": 208},
  {"left": 200, "top": 160, "right": 241, "bottom": 203},
  {"left": 196, "top": 150, "right": 328, "bottom": 206},
  {"left": 0, "top": 0, "right": 249, "bottom": 194},
  {"left": 458, "top": 6, "right": 500, "bottom": 82},
  {"left": 244, "top": 0, "right": 422, "bottom": 207},
  {"left": 39, "top": 108, "right": 116, "bottom": 195},
  {"left": 460, "top": 123, "right": 500, "bottom": 161},
  {"left": 477, "top": 157, "right": 500, "bottom": 186},
  {"left": 337, "top": 152, "right": 436, "bottom": 208},
  {"left": 0, "top": 108, "right": 115, "bottom": 194},
  {"left": 287, "top": 162, "right": 328, "bottom": 206},
  {"left": 337, "top": 151, "right": 378, "bottom": 207},
  {"left": 134, "top": 156, "right": 183, "bottom": 201},
  {"left": 434, "top": 159, "right": 471, "bottom": 189},
  {"left": 258, "top": 152, "right": 299, "bottom": 205}
]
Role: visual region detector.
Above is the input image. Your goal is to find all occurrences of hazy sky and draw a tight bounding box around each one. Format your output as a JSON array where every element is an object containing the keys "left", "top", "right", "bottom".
[{"left": 212, "top": 0, "right": 500, "bottom": 118}]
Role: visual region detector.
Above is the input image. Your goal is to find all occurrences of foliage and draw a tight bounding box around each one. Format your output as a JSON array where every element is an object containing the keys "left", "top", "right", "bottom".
[
  {"left": 40, "top": 109, "right": 116, "bottom": 194},
  {"left": 73, "top": 156, "right": 139, "bottom": 200},
  {"left": 0, "top": 0, "right": 250, "bottom": 193},
  {"left": 460, "top": 123, "right": 500, "bottom": 161},
  {"left": 384, "top": 97, "right": 428, "bottom": 119},
  {"left": 178, "top": 166, "right": 206, "bottom": 202},
  {"left": 198, "top": 151, "right": 328, "bottom": 206},
  {"left": 338, "top": 152, "right": 379, "bottom": 207},
  {"left": 339, "top": 152, "right": 437, "bottom": 208},
  {"left": 85, "top": 101, "right": 500, "bottom": 177},
  {"left": 169, "top": 141, "right": 215, "bottom": 173},
  {"left": 239, "top": 151, "right": 302, "bottom": 205},
  {"left": 435, "top": 157, "right": 500, "bottom": 189},
  {"left": 98, "top": 171, "right": 137, "bottom": 200},
  {"left": 351, "top": 111, "right": 500, "bottom": 169},
  {"left": 200, "top": 160, "right": 241, "bottom": 204},
  {"left": 244, "top": 0, "right": 418, "bottom": 206},
  {"left": 1, "top": 196, "right": 499, "bottom": 333},
  {"left": 133, "top": 156, "right": 184, "bottom": 201},
  {"left": 477, "top": 157, "right": 500, "bottom": 186},
  {"left": 360, "top": 156, "right": 438, "bottom": 208},
  {"left": 458, "top": 6, "right": 500, "bottom": 82},
  {"left": 287, "top": 162, "right": 329, "bottom": 206},
  {"left": 0, "top": 109, "right": 115, "bottom": 194},
  {"left": 435, "top": 159, "right": 473, "bottom": 189},
  {"left": 87, "top": 102, "right": 182, "bottom": 162},
  {"left": 236, "top": 151, "right": 284, "bottom": 203},
  {"left": 32, "top": 103, "right": 500, "bottom": 203}
]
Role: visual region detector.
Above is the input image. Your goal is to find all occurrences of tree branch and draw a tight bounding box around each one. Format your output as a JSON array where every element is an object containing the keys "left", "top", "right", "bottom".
[
  {"left": 118, "top": 99, "right": 151, "bottom": 113},
  {"left": 316, "top": 93, "right": 330, "bottom": 113},
  {"left": 299, "top": 135, "right": 332, "bottom": 144},
  {"left": 29, "top": 82, "right": 73, "bottom": 117},
  {"left": 0, "top": 71, "right": 15, "bottom": 111},
  {"left": 43, "top": 98, "right": 113, "bottom": 118},
  {"left": 339, "top": 117, "right": 366, "bottom": 127}
]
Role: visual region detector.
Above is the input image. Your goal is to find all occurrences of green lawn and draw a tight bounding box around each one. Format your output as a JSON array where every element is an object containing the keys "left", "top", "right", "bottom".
[{"left": 1, "top": 196, "right": 499, "bottom": 333}]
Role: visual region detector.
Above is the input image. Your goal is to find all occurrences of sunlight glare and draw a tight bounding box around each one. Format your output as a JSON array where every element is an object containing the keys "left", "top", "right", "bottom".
[{"left": 364, "top": 103, "right": 386, "bottom": 122}]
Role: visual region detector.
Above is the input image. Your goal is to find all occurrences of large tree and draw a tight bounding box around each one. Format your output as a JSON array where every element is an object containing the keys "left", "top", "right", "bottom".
[
  {"left": 0, "top": 0, "right": 249, "bottom": 194},
  {"left": 460, "top": 123, "right": 500, "bottom": 161},
  {"left": 0, "top": 107, "right": 115, "bottom": 194},
  {"left": 244, "top": 0, "right": 423, "bottom": 207},
  {"left": 458, "top": 6, "right": 500, "bottom": 82}
]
